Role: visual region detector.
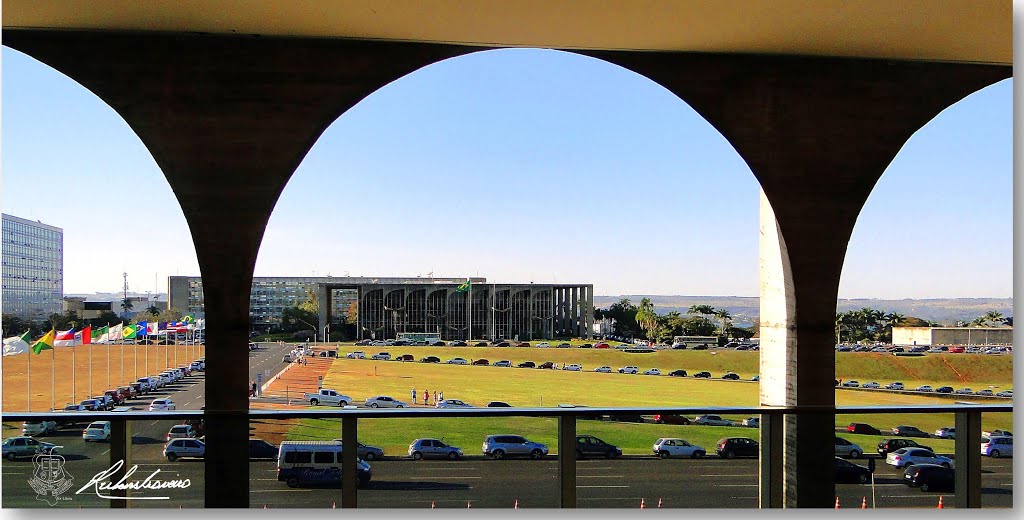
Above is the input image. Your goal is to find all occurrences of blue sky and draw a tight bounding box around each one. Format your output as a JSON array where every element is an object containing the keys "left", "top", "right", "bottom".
[{"left": 2, "top": 47, "right": 1012, "bottom": 299}]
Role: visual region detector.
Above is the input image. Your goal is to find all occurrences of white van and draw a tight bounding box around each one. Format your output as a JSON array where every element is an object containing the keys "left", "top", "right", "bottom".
[{"left": 277, "top": 441, "right": 371, "bottom": 488}]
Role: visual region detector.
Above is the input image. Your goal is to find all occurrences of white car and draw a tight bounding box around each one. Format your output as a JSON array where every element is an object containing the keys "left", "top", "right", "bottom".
[
  {"left": 594, "top": 366, "right": 613, "bottom": 373},
  {"left": 841, "top": 380, "right": 860, "bottom": 388},
  {"left": 149, "top": 398, "right": 176, "bottom": 411},
  {"left": 435, "top": 399, "right": 474, "bottom": 409},
  {"left": 981, "top": 436, "right": 1013, "bottom": 458},
  {"left": 976, "top": 389, "right": 994, "bottom": 396},
  {"left": 370, "top": 352, "right": 391, "bottom": 360},
  {"left": 885, "top": 382, "right": 904, "bottom": 390},
  {"left": 834, "top": 436, "right": 863, "bottom": 458},
  {"left": 346, "top": 351, "right": 366, "bottom": 359},
  {"left": 653, "top": 438, "right": 706, "bottom": 459},
  {"left": 915, "top": 385, "right": 933, "bottom": 392},
  {"left": 446, "top": 358, "right": 469, "bottom": 365},
  {"left": 364, "top": 396, "right": 407, "bottom": 408},
  {"left": 934, "top": 427, "right": 956, "bottom": 439},
  {"left": 21, "top": 421, "right": 57, "bottom": 437},
  {"left": 535, "top": 342, "right": 550, "bottom": 348},
  {"left": 493, "top": 360, "right": 512, "bottom": 367},
  {"left": 82, "top": 421, "right": 111, "bottom": 442},
  {"left": 861, "top": 382, "right": 880, "bottom": 389},
  {"left": 643, "top": 368, "right": 661, "bottom": 376},
  {"left": 563, "top": 364, "right": 583, "bottom": 372},
  {"left": 886, "top": 447, "right": 953, "bottom": 469},
  {"left": 955, "top": 388, "right": 974, "bottom": 395},
  {"left": 693, "top": 415, "right": 733, "bottom": 426},
  {"left": 996, "top": 390, "right": 1013, "bottom": 398},
  {"left": 618, "top": 366, "right": 639, "bottom": 374}
]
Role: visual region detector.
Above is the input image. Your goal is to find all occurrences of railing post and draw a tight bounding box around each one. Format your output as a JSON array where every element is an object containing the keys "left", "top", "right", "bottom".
[
  {"left": 557, "top": 414, "right": 576, "bottom": 508},
  {"left": 341, "top": 415, "right": 358, "bottom": 508},
  {"left": 954, "top": 410, "right": 982, "bottom": 508},
  {"left": 109, "top": 417, "right": 131, "bottom": 507},
  {"left": 759, "top": 411, "right": 783, "bottom": 508}
]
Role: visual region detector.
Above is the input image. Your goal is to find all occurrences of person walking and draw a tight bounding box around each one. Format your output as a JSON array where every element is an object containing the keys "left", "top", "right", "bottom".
[
  {"left": 411, "top": 388, "right": 417, "bottom": 403},
  {"left": 434, "top": 390, "right": 438, "bottom": 403},
  {"left": 439, "top": 390, "right": 444, "bottom": 402},
  {"left": 424, "top": 389, "right": 429, "bottom": 405}
]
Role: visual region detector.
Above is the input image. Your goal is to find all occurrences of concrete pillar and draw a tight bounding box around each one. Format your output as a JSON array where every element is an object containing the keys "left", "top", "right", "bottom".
[
  {"left": 317, "top": 284, "right": 330, "bottom": 341},
  {"left": 570, "top": 287, "right": 578, "bottom": 337}
]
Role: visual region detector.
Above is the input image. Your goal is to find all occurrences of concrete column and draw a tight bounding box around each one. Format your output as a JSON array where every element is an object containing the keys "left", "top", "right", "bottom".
[
  {"left": 317, "top": 284, "right": 330, "bottom": 341},
  {"left": 570, "top": 287, "right": 578, "bottom": 337}
]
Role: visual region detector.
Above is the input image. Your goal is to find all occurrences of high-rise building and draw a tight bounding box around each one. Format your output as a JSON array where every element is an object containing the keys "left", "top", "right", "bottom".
[{"left": 2, "top": 213, "right": 63, "bottom": 319}]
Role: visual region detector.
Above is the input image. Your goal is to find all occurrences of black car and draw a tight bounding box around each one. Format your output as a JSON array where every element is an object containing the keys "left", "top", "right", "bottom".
[
  {"left": 248, "top": 439, "right": 278, "bottom": 460},
  {"left": 579, "top": 344, "right": 593, "bottom": 348},
  {"left": 721, "top": 372, "right": 740, "bottom": 380},
  {"left": 354, "top": 339, "right": 371, "bottom": 346},
  {"left": 486, "top": 401, "right": 512, "bottom": 407},
  {"left": 419, "top": 356, "right": 441, "bottom": 363},
  {"left": 877, "top": 438, "right": 933, "bottom": 455},
  {"left": 672, "top": 344, "right": 688, "bottom": 349},
  {"left": 557, "top": 343, "right": 571, "bottom": 348},
  {"left": 716, "top": 437, "right": 759, "bottom": 458},
  {"left": 904, "top": 464, "right": 954, "bottom": 492},
  {"left": 517, "top": 361, "right": 536, "bottom": 368},
  {"left": 430, "top": 341, "right": 446, "bottom": 346},
  {"left": 496, "top": 342, "right": 510, "bottom": 347},
  {"left": 606, "top": 413, "right": 644, "bottom": 423},
  {"left": 834, "top": 457, "right": 871, "bottom": 484},
  {"left": 892, "top": 425, "right": 930, "bottom": 438},
  {"left": 450, "top": 341, "right": 467, "bottom": 347},
  {"left": 475, "top": 342, "right": 488, "bottom": 347},
  {"left": 575, "top": 435, "right": 622, "bottom": 459},
  {"left": 668, "top": 369, "right": 688, "bottom": 377},
  {"left": 935, "top": 386, "right": 954, "bottom": 394},
  {"left": 694, "top": 371, "right": 712, "bottom": 378},
  {"left": 692, "top": 344, "right": 709, "bottom": 350}
]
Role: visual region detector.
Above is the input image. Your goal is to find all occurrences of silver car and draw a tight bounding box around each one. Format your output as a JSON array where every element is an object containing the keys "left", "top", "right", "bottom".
[
  {"left": 408, "top": 438, "right": 463, "bottom": 460},
  {"left": 164, "top": 438, "right": 205, "bottom": 461},
  {"left": 482, "top": 434, "right": 549, "bottom": 459},
  {"left": 834, "top": 436, "right": 863, "bottom": 458}
]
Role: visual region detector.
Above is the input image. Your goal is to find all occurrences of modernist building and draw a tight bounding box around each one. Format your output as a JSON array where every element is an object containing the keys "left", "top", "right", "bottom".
[
  {"left": 169, "top": 275, "right": 592, "bottom": 340},
  {"left": 892, "top": 326, "right": 1013, "bottom": 347},
  {"left": 1, "top": 213, "right": 63, "bottom": 320}
]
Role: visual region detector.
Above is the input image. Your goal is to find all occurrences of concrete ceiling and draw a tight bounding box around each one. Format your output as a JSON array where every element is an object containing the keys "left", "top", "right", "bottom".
[{"left": 1, "top": 0, "right": 1012, "bottom": 65}]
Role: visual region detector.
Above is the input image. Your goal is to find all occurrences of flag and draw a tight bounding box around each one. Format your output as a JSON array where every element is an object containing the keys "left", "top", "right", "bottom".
[
  {"left": 455, "top": 279, "right": 471, "bottom": 293},
  {"left": 182, "top": 314, "right": 195, "bottom": 324},
  {"left": 147, "top": 322, "right": 160, "bottom": 335},
  {"left": 75, "top": 325, "right": 92, "bottom": 345},
  {"left": 3, "top": 331, "right": 32, "bottom": 356},
  {"left": 137, "top": 321, "right": 148, "bottom": 337},
  {"left": 122, "top": 324, "right": 137, "bottom": 340},
  {"left": 108, "top": 323, "right": 123, "bottom": 343},
  {"left": 54, "top": 328, "right": 77, "bottom": 347},
  {"left": 93, "top": 325, "right": 109, "bottom": 344},
  {"left": 31, "top": 329, "right": 56, "bottom": 355}
]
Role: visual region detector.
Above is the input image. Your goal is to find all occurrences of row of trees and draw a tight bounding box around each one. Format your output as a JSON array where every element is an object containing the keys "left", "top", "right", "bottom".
[
  {"left": 594, "top": 298, "right": 755, "bottom": 343},
  {"left": 834, "top": 308, "right": 1013, "bottom": 344}
]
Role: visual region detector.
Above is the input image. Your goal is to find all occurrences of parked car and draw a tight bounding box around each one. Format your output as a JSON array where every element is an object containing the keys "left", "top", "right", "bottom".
[
  {"left": 694, "top": 415, "right": 733, "bottom": 426},
  {"left": 914, "top": 385, "right": 933, "bottom": 393},
  {"left": 538, "top": 361, "right": 556, "bottom": 369},
  {"left": 482, "top": 434, "right": 548, "bottom": 459},
  {"left": 517, "top": 361, "right": 536, "bottom": 368},
  {"left": 842, "top": 380, "right": 860, "bottom": 388},
  {"left": 3, "top": 436, "right": 57, "bottom": 460},
  {"left": 721, "top": 372, "right": 740, "bottom": 380},
  {"left": 693, "top": 371, "right": 712, "bottom": 378},
  {"left": 474, "top": 341, "right": 489, "bottom": 347},
  {"left": 305, "top": 389, "right": 352, "bottom": 406},
  {"left": 885, "top": 382, "right": 905, "bottom": 390},
  {"left": 981, "top": 436, "right": 1013, "bottom": 458},
  {"left": 149, "top": 398, "right": 176, "bottom": 411},
  {"left": 396, "top": 354, "right": 415, "bottom": 362},
  {"left": 516, "top": 342, "right": 530, "bottom": 348},
  {"left": 535, "top": 342, "right": 550, "bottom": 348},
  {"left": 565, "top": 364, "right": 584, "bottom": 372},
  {"left": 955, "top": 388, "right": 974, "bottom": 395},
  {"left": 934, "top": 427, "right": 955, "bottom": 439},
  {"left": 575, "top": 435, "right": 622, "bottom": 459},
  {"left": 436, "top": 399, "right": 474, "bottom": 409},
  {"left": 450, "top": 341, "right": 468, "bottom": 347},
  {"left": 886, "top": 447, "right": 953, "bottom": 469},
  {"left": 834, "top": 436, "right": 863, "bottom": 458},
  {"left": 716, "top": 437, "right": 759, "bottom": 459},
  {"left": 975, "top": 389, "right": 994, "bottom": 396},
  {"left": 21, "top": 420, "right": 57, "bottom": 437},
  {"left": 862, "top": 382, "right": 880, "bottom": 389},
  {"left": 903, "top": 464, "right": 954, "bottom": 492},
  {"left": 643, "top": 368, "right": 661, "bottom": 376},
  {"left": 79, "top": 398, "right": 102, "bottom": 411},
  {"left": 653, "top": 438, "right": 706, "bottom": 459},
  {"left": 370, "top": 352, "right": 391, "bottom": 360},
  {"left": 346, "top": 351, "right": 366, "bottom": 359},
  {"left": 557, "top": 343, "right": 571, "bottom": 348},
  {"left": 594, "top": 343, "right": 610, "bottom": 349},
  {"left": 420, "top": 356, "right": 441, "bottom": 363},
  {"left": 82, "top": 421, "right": 111, "bottom": 442},
  {"left": 877, "top": 438, "right": 933, "bottom": 455},
  {"left": 446, "top": 357, "right": 469, "bottom": 365},
  {"left": 983, "top": 429, "right": 1012, "bottom": 437},
  {"left": 166, "top": 424, "right": 196, "bottom": 441},
  {"left": 618, "top": 366, "right": 639, "bottom": 374},
  {"left": 364, "top": 396, "right": 407, "bottom": 408},
  {"left": 594, "top": 366, "right": 612, "bottom": 373},
  {"left": 493, "top": 360, "right": 512, "bottom": 367},
  {"left": 164, "top": 438, "right": 205, "bottom": 461},
  {"left": 835, "top": 457, "right": 872, "bottom": 484},
  {"left": 327, "top": 440, "right": 386, "bottom": 461},
  {"left": 472, "top": 359, "right": 490, "bottom": 366},
  {"left": 668, "top": 369, "right": 688, "bottom": 377},
  {"left": 848, "top": 423, "right": 882, "bottom": 435},
  {"left": 935, "top": 386, "right": 954, "bottom": 394},
  {"left": 248, "top": 439, "right": 279, "bottom": 460},
  {"left": 742, "top": 417, "right": 760, "bottom": 428},
  {"left": 892, "top": 425, "right": 929, "bottom": 438},
  {"left": 653, "top": 414, "right": 690, "bottom": 425},
  {"left": 486, "top": 401, "right": 512, "bottom": 407},
  {"left": 409, "top": 438, "right": 463, "bottom": 460},
  {"left": 996, "top": 390, "right": 1014, "bottom": 398}
]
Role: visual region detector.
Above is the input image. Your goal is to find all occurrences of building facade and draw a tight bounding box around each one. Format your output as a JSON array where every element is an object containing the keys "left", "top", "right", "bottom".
[
  {"left": 1, "top": 213, "right": 63, "bottom": 320},
  {"left": 168, "top": 275, "right": 593, "bottom": 340},
  {"left": 892, "top": 326, "right": 1013, "bottom": 346}
]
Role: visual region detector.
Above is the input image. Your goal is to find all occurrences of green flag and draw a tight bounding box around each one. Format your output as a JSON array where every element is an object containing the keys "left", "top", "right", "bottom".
[
  {"left": 93, "top": 325, "right": 109, "bottom": 342},
  {"left": 31, "top": 329, "right": 55, "bottom": 355},
  {"left": 455, "top": 279, "right": 471, "bottom": 293},
  {"left": 122, "top": 324, "right": 137, "bottom": 340},
  {"left": 182, "top": 314, "right": 195, "bottom": 324}
]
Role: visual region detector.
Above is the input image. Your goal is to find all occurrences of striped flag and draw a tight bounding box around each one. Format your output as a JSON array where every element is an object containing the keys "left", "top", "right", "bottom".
[{"left": 54, "top": 328, "right": 76, "bottom": 347}]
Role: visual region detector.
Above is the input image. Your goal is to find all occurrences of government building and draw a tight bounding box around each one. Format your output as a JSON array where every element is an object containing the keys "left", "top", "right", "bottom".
[{"left": 1, "top": 213, "right": 63, "bottom": 319}]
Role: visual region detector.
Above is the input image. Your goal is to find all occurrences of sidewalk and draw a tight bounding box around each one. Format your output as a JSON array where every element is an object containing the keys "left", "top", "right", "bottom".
[{"left": 249, "top": 355, "right": 334, "bottom": 444}]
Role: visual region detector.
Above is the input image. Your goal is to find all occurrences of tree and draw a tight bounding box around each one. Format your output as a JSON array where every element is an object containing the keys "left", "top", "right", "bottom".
[
  {"left": 146, "top": 304, "right": 161, "bottom": 316},
  {"left": 120, "top": 297, "right": 134, "bottom": 317},
  {"left": 90, "top": 310, "right": 122, "bottom": 327},
  {"left": 713, "top": 309, "right": 732, "bottom": 337},
  {"left": 2, "top": 314, "right": 39, "bottom": 338},
  {"left": 635, "top": 298, "right": 658, "bottom": 340},
  {"left": 687, "top": 305, "right": 715, "bottom": 321}
]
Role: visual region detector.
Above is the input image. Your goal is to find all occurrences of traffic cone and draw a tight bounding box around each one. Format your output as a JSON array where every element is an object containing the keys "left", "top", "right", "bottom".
[
  {"left": 861, "top": 496, "right": 867, "bottom": 509},
  {"left": 658, "top": 498, "right": 663, "bottom": 508},
  {"left": 937, "top": 496, "right": 944, "bottom": 509},
  {"left": 640, "top": 498, "right": 646, "bottom": 509},
  {"left": 834, "top": 497, "right": 840, "bottom": 509}
]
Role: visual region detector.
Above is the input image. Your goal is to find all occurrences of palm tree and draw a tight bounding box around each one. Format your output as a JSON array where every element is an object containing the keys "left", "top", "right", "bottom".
[
  {"left": 121, "top": 297, "right": 134, "bottom": 318},
  {"left": 147, "top": 304, "right": 161, "bottom": 316},
  {"left": 982, "top": 311, "right": 1004, "bottom": 326},
  {"left": 886, "top": 312, "right": 905, "bottom": 327},
  {"left": 713, "top": 309, "right": 732, "bottom": 337},
  {"left": 687, "top": 305, "right": 715, "bottom": 321},
  {"left": 635, "top": 298, "right": 658, "bottom": 340}
]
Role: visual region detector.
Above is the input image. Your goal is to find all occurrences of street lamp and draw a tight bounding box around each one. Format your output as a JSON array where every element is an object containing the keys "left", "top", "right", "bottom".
[{"left": 295, "top": 318, "right": 318, "bottom": 345}]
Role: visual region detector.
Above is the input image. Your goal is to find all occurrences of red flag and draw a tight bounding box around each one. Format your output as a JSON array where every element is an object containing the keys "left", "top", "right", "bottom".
[{"left": 80, "top": 325, "right": 92, "bottom": 345}]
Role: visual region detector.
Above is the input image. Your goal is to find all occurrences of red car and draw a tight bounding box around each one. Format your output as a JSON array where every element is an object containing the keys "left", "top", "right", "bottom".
[
  {"left": 472, "top": 359, "right": 490, "bottom": 366},
  {"left": 949, "top": 346, "right": 965, "bottom": 353},
  {"left": 654, "top": 414, "right": 691, "bottom": 425},
  {"left": 103, "top": 390, "right": 123, "bottom": 405},
  {"left": 594, "top": 343, "right": 611, "bottom": 349}
]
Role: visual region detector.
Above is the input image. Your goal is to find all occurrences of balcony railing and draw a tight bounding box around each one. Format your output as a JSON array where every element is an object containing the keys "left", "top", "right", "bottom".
[{"left": 3, "top": 403, "right": 1011, "bottom": 508}]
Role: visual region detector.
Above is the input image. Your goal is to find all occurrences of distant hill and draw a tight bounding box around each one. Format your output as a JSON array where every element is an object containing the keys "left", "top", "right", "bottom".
[{"left": 593, "top": 296, "right": 1013, "bottom": 327}]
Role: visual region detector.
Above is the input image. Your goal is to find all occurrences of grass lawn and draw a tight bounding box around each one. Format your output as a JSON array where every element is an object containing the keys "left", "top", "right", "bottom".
[{"left": 282, "top": 356, "right": 1012, "bottom": 455}]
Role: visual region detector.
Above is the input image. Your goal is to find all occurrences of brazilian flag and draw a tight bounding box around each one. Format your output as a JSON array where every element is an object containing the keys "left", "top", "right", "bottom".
[{"left": 455, "top": 279, "right": 471, "bottom": 293}]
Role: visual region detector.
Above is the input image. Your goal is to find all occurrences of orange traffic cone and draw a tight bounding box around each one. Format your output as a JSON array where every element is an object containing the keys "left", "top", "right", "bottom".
[
  {"left": 640, "top": 498, "right": 646, "bottom": 509},
  {"left": 937, "top": 496, "right": 944, "bottom": 509},
  {"left": 861, "top": 496, "right": 867, "bottom": 509},
  {"left": 835, "top": 497, "right": 840, "bottom": 509}
]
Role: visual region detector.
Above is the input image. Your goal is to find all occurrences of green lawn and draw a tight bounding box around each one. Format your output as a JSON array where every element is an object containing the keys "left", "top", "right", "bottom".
[{"left": 283, "top": 355, "right": 1012, "bottom": 456}]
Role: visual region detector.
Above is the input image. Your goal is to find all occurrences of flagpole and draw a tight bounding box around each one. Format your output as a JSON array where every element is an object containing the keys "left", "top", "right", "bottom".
[
  {"left": 89, "top": 340, "right": 93, "bottom": 397},
  {"left": 50, "top": 348, "right": 56, "bottom": 411},
  {"left": 72, "top": 346, "right": 76, "bottom": 404},
  {"left": 27, "top": 350, "right": 31, "bottom": 412}
]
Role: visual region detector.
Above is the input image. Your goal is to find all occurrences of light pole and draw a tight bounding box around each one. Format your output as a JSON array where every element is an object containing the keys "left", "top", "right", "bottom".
[{"left": 295, "top": 318, "right": 317, "bottom": 345}]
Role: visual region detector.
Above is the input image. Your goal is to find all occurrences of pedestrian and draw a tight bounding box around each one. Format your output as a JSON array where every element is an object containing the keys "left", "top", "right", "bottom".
[
  {"left": 250, "top": 381, "right": 257, "bottom": 397},
  {"left": 412, "top": 388, "right": 417, "bottom": 403},
  {"left": 439, "top": 390, "right": 443, "bottom": 402},
  {"left": 424, "top": 389, "right": 429, "bottom": 405},
  {"left": 434, "top": 390, "right": 438, "bottom": 403}
]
